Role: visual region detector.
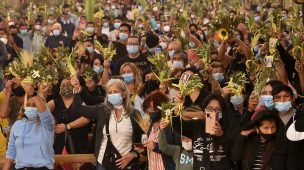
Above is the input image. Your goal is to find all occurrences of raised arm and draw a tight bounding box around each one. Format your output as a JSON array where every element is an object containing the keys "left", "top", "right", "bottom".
[
  {"left": 70, "top": 76, "right": 104, "bottom": 120},
  {"left": 1, "top": 81, "right": 13, "bottom": 118},
  {"left": 158, "top": 120, "right": 180, "bottom": 158},
  {"left": 24, "top": 83, "right": 55, "bottom": 131}
]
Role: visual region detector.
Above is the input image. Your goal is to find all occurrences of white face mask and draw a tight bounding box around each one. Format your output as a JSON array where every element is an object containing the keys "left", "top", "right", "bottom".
[
  {"left": 182, "top": 141, "right": 192, "bottom": 151},
  {"left": 159, "top": 42, "right": 168, "bottom": 50},
  {"left": 163, "top": 25, "right": 170, "bottom": 32},
  {"left": 35, "top": 25, "right": 41, "bottom": 30}
]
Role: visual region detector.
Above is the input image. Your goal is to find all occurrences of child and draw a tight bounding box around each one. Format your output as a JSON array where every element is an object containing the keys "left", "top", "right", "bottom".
[{"left": 158, "top": 119, "right": 193, "bottom": 170}]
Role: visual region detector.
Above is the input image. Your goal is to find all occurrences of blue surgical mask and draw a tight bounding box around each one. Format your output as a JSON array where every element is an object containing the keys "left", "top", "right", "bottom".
[
  {"left": 93, "top": 66, "right": 104, "bottom": 74},
  {"left": 86, "top": 27, "right": 95, "bottom": 34},
  {"left": 212, "top": 73, "right": 225, "bottom": 82},
  {"left": 119, "top": 32, "right": 128, "bottom": 41},
  {"left": 230, "top": 95, "right": 244, "bottom": 107},
  {"left": 86, "top": 47, "right": 94, "bottom": 53},
  {"left": 108, "top": 93, "right": 123, "bottom": 106},
  {"left": 20, "top": 30, "right": 27, "bottom": 35},
  {"left": 168, "top": 50, "right": 175, "bottom": 59},
  {"left": 275, "top": 101, "right": 292, "bottom": 113},
  {"left": 254, "top": 16, "right": 261, "bottom": 22},
  {"left": 114, "top": 23, "right": 121, "bottom": 29},
  {"left": 126, "top": 45, "right": 139, "bottom": 54},
  {"left": 172, "top": 60, "right": 184, "bottom": 68},
  {"left": 259, "top": 95, "right": 274, "bottom": 109},
  {"left": 122, "top": 73, "right": 134, "bottom": 83},
  {"left": 24, "top": 107, "right": 39, "bottom": 120}
]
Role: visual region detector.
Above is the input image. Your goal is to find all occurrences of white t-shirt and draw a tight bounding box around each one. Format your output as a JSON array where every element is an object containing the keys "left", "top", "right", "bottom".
[{"left": 97, "top": 110, "right": 133, "bottom": 164}]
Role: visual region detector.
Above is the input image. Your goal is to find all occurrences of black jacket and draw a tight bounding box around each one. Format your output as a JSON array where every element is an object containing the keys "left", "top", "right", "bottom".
[
  {"left": 73, "top": 93, "right": 144, "bottom": 158},
  {"left": 231, "top": 133, "right": 286, "bottom": 170}
]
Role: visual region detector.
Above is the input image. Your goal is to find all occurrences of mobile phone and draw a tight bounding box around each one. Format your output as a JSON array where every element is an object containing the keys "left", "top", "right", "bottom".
[
  {"left": 180, "top": 72, "right": 191, "bottom": 84},
  {"left": 205, "top": 111, "right": 217, "bottom": 135}
]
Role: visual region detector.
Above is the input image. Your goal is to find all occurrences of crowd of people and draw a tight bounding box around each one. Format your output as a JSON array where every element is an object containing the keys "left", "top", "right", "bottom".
[{"left": 0, "top": 0, "right": 304, "bottom": 170}]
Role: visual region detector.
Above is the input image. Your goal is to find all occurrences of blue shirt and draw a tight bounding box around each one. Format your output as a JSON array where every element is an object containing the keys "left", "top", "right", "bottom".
[{"left": 6, "top": 109, "right": 55, "bottom": 169}]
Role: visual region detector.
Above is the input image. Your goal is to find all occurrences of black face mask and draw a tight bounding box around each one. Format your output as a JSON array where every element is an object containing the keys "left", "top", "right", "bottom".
[
  {"left": 260, "top": 133, "right": 276, "bottom": 141},
  {"left": 149, "top": 111, "right": 162, "bottom": 123},
  {"left": 12, "top": 86, "right": 25, "bottom": 97},
  {"left": 172, "top": 78, "right": 179, "bottom": 85},
  {"left": 144, "top": 80, "right": 159, "bottom": 94}
]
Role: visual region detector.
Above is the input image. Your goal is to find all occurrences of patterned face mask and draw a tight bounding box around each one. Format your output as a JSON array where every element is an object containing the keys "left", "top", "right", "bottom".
[{"left": 60, "top": 85, "right": 73, "bottom": 98}]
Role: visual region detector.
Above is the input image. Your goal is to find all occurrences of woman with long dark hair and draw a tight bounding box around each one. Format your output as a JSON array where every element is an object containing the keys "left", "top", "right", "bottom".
[{"left": 182, "top": 93, "right": 239, "bottom": 170}]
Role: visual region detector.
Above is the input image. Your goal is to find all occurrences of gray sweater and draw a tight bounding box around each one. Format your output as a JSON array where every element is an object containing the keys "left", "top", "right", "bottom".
[{"left": 158, "top": 129, "right": 193, "bottom": 170}]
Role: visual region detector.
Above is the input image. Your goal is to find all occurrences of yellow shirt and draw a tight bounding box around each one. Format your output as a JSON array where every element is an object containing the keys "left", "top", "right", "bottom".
[{"left": 0, "top": 92, "right": 8, "bottom": 155}]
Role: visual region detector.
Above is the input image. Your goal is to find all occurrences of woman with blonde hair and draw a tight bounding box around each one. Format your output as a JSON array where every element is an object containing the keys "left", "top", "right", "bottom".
[
  {"left": 70, "top": 77, "right": 143, "bottom": 170},
  {"left": 120, "top": 62, "right": 145, "bottom": 116}
]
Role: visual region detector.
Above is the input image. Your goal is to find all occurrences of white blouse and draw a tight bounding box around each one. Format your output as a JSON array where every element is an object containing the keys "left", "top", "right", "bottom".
[{"left": 97, "top": 111, "right": 133, "bottom": 164}]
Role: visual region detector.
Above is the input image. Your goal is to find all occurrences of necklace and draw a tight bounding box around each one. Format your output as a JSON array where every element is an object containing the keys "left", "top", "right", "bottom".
[{"left": 113, "top": 109, "right": 125, "bottom": 133}]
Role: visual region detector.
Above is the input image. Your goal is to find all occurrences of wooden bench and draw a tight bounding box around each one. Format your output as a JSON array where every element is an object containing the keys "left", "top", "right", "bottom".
[{"left": 1, "top": 154, "right": 146, "bottom": 169}]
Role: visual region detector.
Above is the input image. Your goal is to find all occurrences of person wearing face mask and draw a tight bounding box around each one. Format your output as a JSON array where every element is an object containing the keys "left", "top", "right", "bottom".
[
  {"left": 171, "top": 51, "right": 187, "bottom": 70},
  {"left": 17, "top": 24, "right": 32, "bottom": 52},
  {"left": 101, "top": 16, "right": 113, "bottom": 36},
  {"left": 115, "top": 35, "right": 152, "bottom": 76},
  {"left": 31, "top": 19, "right": 46, "bottom": 53},
  {"left": 120, "top": 62, "right": 145, "bottom": 116},
  {"left": 270, "top": 84, "right": 304, "bottom": 169},
  {"left": 142, "top": 90, "right": 178, "bottom": 170},
  {"left": 59, "top": 12, "right": 76, "bottom": 39},
  {"left": 3, "top": 82, "right": 55, "bottom": 170},
  {"left": 159, "top": 119, "right": 193, "bottom": 170},
  {"left": 159, "top": 35, "right": 169, "bottom": 52},
  {"left": 45, "top": 23, "right": 70, "bottom": 48},
  {"left": 181, "top": 93, "right": 239, "bottom": 170},
  {"left": 167, "top": 41, "right": 182, "bottom": 68},
  {"left": 47, "top": 79, "right": 90, "bottom": 154},
  {"left": 210, "top": 62, "right": 226, "bottom": 86},
  {"left": 232, "top": 110, "right": 286, "bottom": 170},
  {"left": 85, "top": 22, "right": 96, "bottom": 37},
  {"left": 70, "top": 77, "right": 143, "bottom": 170},
  {"left": 61, "top": 4, "right": 79, "bottom": 26},
  {"left": 108, "top": 17, "right": 123, "bottom": 42}
]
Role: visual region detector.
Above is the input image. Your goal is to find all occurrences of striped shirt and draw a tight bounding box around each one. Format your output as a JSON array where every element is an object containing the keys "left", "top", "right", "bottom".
[
  {"left": 148, "top": 124, "right": 165, "bottom": 170},
  {"left": 251, "top": 142, "right": 265, "bottom": 170}
]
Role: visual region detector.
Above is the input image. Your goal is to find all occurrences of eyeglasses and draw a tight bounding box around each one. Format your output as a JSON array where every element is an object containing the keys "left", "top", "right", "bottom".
[{"left": 205, "top": 106, "right": 221, "bottom": 113}]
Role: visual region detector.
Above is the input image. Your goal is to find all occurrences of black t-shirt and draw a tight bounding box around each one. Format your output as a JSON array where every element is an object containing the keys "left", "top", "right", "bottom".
[
  {"left": 115, "top": 53, "right": 152, "bottom": 76},
  {"left": 111, "top": 41, "right": 128, "bottom": 75},
  {"left": 44, "top": 34, "right": 71, "bottom": 49}
]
